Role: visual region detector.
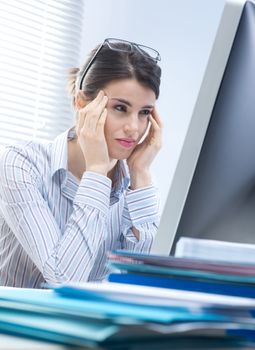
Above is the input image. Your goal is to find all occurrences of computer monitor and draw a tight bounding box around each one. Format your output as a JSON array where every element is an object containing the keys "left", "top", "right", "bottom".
[{"left": 151, "top": 0, "right": 255, "bottom": 255}]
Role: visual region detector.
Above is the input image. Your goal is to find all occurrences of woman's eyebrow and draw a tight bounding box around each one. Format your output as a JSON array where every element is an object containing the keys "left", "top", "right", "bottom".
[
  {"left": 110, "top": 98, "right": 132, "bottom": 106},
  {"left": 110, "top": 98, "right": 154, "bottom": 109}
]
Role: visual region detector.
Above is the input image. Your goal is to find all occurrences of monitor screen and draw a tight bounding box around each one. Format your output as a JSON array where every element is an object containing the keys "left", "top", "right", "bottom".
[{"left": 151, "top": 0, "right": 255, "bottom": 255}]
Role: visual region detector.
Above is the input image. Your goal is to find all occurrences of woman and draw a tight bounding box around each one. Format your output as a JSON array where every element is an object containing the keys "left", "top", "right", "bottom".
[{"left": 0, "top": 38, "right": 162, "bottom": 288}]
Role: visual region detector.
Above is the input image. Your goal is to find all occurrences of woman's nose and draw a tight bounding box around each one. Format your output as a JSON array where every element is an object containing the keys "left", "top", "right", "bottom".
[{"left": 123, "top": 115, "right": 139, "bottom": 133}]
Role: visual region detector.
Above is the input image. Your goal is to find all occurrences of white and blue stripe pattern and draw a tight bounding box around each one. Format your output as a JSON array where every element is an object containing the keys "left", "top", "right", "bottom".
[{"left": 0, "top": 129, "right": 160, "bottom": 288}]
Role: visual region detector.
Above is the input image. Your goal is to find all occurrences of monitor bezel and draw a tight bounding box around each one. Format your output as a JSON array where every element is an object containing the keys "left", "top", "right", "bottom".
[{"left": 151, "top": 0, "right": 245, "bottom": 255}]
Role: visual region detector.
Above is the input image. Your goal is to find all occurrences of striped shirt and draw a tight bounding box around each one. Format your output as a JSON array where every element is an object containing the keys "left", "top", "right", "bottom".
[{"left": 0, "top": 129, "right": 160, "bottom": 288}]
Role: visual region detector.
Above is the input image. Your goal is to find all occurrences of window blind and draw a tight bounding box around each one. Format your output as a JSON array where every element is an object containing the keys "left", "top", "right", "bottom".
[{"left": 0, "top": 0, "right": 84, "bottom": 147}]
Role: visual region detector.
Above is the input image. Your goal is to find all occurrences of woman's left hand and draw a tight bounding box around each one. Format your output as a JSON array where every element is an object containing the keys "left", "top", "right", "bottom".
[{"left": 127, "top": 107, "right": 163, "bottom": 189}]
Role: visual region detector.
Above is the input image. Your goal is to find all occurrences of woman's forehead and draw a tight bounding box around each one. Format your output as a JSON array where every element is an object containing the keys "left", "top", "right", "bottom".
[{"left": 104, "top": 79, "right": 156, "bottom": 106}]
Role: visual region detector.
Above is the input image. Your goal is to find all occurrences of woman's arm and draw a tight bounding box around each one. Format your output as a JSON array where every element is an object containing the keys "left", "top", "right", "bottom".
[
  {"left": 121, "top": 185, "right": 160, "bottom": 252},
  {"left": 124, "top": 107, "right": 162, "bottom": 243},
  {"left": 0, "top": 148, "right": 111, "bottom": 284}
]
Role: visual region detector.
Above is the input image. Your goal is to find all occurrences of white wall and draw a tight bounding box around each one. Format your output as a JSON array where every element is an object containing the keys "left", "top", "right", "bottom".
[{"left": 80, "top": 0, "right": 225, "bottom": 209}]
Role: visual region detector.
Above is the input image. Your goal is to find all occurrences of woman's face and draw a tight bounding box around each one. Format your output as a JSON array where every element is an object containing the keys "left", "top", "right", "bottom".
[{"left": 103, "top": 79, "right": 156, "bottom": 160}]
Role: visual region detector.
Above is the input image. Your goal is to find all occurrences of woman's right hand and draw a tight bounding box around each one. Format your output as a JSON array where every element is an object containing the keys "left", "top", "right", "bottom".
[{"left": 76, "top": 90, "right": 110, "bottom": 176}]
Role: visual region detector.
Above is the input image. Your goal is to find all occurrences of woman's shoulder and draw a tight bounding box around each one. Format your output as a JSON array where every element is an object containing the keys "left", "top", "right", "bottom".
[
  {"left": 0, "top": 140, "right": 51, "bottom": 180},
  {"left": 1, "top": 139, "right": 48, "bottom": 162}
]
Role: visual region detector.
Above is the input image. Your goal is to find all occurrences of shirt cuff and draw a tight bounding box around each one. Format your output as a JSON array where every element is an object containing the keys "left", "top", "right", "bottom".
[
  {"left": 74, "top": 171, "right": 112, "bottom": 215},
  {"left": 122, "top": 185, "right": 160, "bottom": 227}
]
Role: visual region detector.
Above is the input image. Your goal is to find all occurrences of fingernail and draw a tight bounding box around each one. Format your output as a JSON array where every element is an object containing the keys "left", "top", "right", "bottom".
[{"left": 78, "top": 90, "right": 86, "bottom": 100}]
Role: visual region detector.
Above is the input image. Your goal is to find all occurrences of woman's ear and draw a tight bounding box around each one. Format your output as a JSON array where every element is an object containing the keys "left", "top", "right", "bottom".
[{"left": 75, "top": 91, "right": 88, "bottom": 110}]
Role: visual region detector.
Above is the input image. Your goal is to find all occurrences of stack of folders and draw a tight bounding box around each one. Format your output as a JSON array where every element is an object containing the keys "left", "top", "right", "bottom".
[
  {"left": 1, "top": 239, "right": 255, "bottom": 349},
  {"left": 0, "top": 283, "right": 255, "bottom": 350},
  {"left": 105, "top": 238, "right": 255, "bottom": 348}
]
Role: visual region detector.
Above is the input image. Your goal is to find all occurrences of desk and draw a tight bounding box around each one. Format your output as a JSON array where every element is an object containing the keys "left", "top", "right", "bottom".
[
  {"left": 1, "top": 334, "right": 255, "bottom": 350},
  {"left": 0, "top": 334, "right": 65, "bottom": 350}
]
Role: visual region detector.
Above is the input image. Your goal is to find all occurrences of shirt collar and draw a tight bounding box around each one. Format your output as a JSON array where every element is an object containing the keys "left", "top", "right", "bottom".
[
  {"left": 112, "top": 160, "right": 130, "bottom": 199},
  {"left": 50, "top": 127, "right": 75, "bottom": 177}
]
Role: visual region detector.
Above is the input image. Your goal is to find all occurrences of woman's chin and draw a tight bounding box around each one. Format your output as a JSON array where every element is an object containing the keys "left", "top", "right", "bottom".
[{"left": 109, "top": 149, "right": 133, "bottom": 161}]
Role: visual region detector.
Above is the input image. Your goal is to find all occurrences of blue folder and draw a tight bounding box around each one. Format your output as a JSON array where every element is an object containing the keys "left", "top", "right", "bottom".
[
  {"left": 108, "top": 273, "right": 255, "bottom": 299},
  {"left": 108, "top": 260, "right": 255, "bottom": 284},
  {"left": 0, "top": 287, "right": 225, "bottom": 324}
]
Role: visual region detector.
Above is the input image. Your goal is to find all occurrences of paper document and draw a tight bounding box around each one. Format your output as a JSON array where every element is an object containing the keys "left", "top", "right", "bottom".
[{"left": 175, "top": 237, "right": 255, "bottom": 264}]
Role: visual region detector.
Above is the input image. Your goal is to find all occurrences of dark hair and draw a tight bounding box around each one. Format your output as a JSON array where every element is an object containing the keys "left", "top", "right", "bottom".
[{"left": 67, "top": 42, "right": 161, "bottom": 106}]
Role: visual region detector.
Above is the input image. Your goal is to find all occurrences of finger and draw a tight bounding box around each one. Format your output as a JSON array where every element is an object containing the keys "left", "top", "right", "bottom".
[
  {"left": 149, "top": 114, "right": 159, "bottom": 128},
  {"left": 96, "top": 107, "right": 108, "bottom": 133},
  {"left": 147, "top": 115, "right": 157, "bottom": 134},
  {"left": 77, "top": 90, "right": 87, "bottom": 104},
  {"left": 84, "top": 92, "right": 107, "bottom": 120},
  {"left": 83, "top": 90, "right": 105, "bottom": 113},
  {"left": 84, "top": 95, "right": 108, "bottom": 131},
  {"left": 78, "top": 90, "right": 107, "bottom": 135},
  {"left": 142, "top": 114, "right": 162, "bottom": 148},
  {"left": 76, "top": 111, "right": 83, "bottom": 136},
  {"left": 76, "top": 102, "right": 88, "bottom": 136},
  {"left": 94, "top": 94, "right": 108, "bottom": 115},
  {"left": 76, "top": 90, "right": 95, "bottom": 134},
  {"left": 148, "top": 113, "right": 162, "bottom": 134},
  {"left": 151, "top": 107, "right": 163, "bottom": 129},
  {"left": 75, "top": 91, "right": 88, "bottom": 135}
]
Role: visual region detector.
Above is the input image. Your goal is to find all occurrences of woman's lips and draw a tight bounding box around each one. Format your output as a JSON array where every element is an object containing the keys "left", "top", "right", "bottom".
[{"left": 116, "top": 139, "right": 136, "bottom": 149}]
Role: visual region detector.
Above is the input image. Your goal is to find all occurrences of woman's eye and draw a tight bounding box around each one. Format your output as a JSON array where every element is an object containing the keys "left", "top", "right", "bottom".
[
  {"left": 140, "top": 109, "right": 151, "bottom": 117},
  {"left": 115, "top": 105, "right": 127, "bottom": 112}
]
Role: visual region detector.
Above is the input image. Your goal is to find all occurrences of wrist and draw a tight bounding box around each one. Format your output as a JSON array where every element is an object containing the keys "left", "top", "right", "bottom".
[
  {"left": 86, "top": 166, "right": 108, "bottom": 176},
  {"left": 129, "top": 170, "right": 152, "bottom": 190}
]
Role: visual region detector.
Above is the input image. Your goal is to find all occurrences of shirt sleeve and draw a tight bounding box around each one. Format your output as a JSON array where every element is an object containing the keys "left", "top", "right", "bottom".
[
  {"left": 0, "top": 147, "right": 111, "bottom": 284},
  {"left": 121, "top": 185, "right": 160, "bottom": 252}
]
